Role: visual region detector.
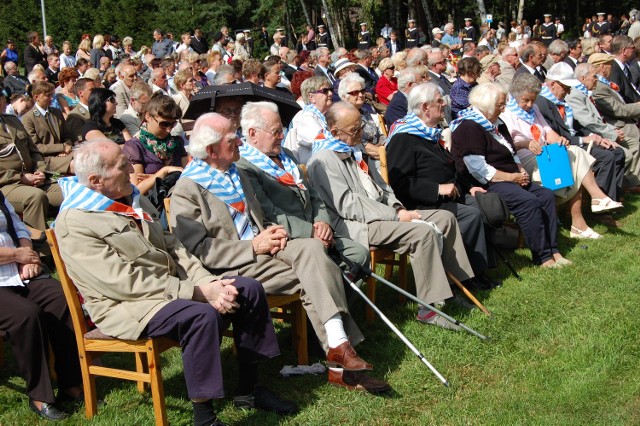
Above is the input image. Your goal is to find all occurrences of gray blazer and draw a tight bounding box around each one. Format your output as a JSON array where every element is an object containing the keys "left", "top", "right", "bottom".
[
  {"left": 565, "top": 88, "right": 618, "bottom": 141},
  {"left": 307, "top": 149, "right": 403, "bottom": 247}
]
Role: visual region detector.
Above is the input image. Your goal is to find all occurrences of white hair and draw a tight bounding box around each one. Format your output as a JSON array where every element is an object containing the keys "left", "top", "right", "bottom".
[
  {"left": 73, "top": 139, "right": 118, "bottom": 184},
  {"left": 240, "top": 101, "right": 279, "bottom": 137},
  {"left": 338, "top": 73, "right": 365, "bottom": 101},
  {"left": 187, "top": 113, "right": 224, "bottom": 159},
  {"left": 407, "top": 82, "right": 442, "bottom": 114},
  {"left": 397, "top": 67, "right": 419, "bottom": 91},
  {"left": 468, "top": 83, "right": 507, "bottom": 118}
]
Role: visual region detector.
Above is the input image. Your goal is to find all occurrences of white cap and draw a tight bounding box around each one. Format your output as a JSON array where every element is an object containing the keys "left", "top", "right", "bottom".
[{"left": 546, "top": 62, "right": 581, "bottom": 87}]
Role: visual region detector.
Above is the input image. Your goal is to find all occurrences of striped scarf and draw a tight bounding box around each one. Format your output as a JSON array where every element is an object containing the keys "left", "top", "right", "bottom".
[
  {"left": 505, "top": 95, "right": 536, "bottom": 124},
  {"left": 58, "top": 176, "right": 152, "bottom": 222},
  {"left": 312, "top": 130, "right": 353, "bottom": 155},
  {"left": 539, "top": 85, "right": 575, "bottom": 135},
  {"left": 573, "top": 83, "right": 591, "bottom": 97},
  {"left": 449, "top": 107, "right": 496, "bottom": 133},
  {"left": 597, "top": 75, "right": 620, "bottom": 91},
  {"left": 387, "top": 112, "right": 443, "bottom": 144},
  {"left": 239, "top": 142, "right": 305, "bottom": 190},
  {"left": 303, "top": 103, "right": 328, "bottom": 131},
  {"left": 180, "top": 159, "right": 254, "bottom": 240}
]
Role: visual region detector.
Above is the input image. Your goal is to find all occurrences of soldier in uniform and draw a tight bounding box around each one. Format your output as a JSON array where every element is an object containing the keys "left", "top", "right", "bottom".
[
  {"left": 405, "top": 19, "right": 419, "bottom": 48},
  {"left": 462, "top": 18, "right": 477, "bottom": 44},
  {"left": 592, "top": 13, "right": 611, "bottom": 36},
  {"left": 358, "top": 23, "right": 371, "bottom": 50},
  {"left": 62, "top": 78, "right": 95, "bottom": 144},
  {"left": 244, "top": 29, "right": 254, "bottom": 57},
  {"left": 317, "top": 25, "right": 330, "bottom": 49},
  {"left": 540, "top": 14, "right": 557, "bottom": 46}
]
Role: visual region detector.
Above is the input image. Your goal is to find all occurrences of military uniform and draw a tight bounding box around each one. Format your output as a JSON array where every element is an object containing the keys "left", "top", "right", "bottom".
[
  {"left": 62, "top": 104, "right": 90, "bottom": 144},
  {"left": 21, "top": 106, "right": 72, "bottom": 174},
  {"left": 462, "top": 25, "right": 477, "bottom": 44},
  {"left": 405, "top": 27, "right": 419, "bottom": 48},
  {"left": 358, "top": 24, "right": 371, "bottom": 50},
  {"left": 318, "top": 30, "right": 330, "bottom": 48},
  {"left": 592, "top": 20, "right": 611, "bottom": 36},
  {"left": 540, "top": 22, "right": 557, "bottom": 45}
]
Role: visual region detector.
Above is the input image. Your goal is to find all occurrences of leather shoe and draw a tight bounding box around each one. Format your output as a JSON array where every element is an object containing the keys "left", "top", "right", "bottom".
[
  {"left": 29, "top": 399, "right": 68, "bottom": 420},
  {"left": 233, "top": 385, "right": 299, "bottom": 415},
  {"left": 328, "top": 368, "right": 391, "bottom": 394},
  {"left": 326, "top": 341, "right": 373, "bottom": 371}
]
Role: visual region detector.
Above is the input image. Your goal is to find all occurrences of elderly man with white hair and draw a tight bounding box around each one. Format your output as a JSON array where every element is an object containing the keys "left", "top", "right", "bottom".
[
  {"left": 308, "top": 101, "right": 477, "bottom": 329},
  {"left": 384, "top": 67, "right": 422, "bottom": 125},
  {"left": 170, "top": 112, "right": 391, "bottom": 394}
]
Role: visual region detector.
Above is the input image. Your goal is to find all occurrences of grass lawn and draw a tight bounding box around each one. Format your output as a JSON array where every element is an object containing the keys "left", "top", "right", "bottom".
[{"left": 2, "top": 195, "right": 640, "bottom": 425}]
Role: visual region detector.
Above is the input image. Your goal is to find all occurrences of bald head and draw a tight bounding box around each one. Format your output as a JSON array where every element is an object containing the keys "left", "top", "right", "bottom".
[{"left": 188, "top": 113, "right": 234, "bottom": 159}]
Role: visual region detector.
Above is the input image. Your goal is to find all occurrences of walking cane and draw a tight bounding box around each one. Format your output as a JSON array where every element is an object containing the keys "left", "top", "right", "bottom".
[
  {"left": 341, "top": 270, "right": 450, "bottom": 387},
  {"left": 490, "top": 241, "right": 522, "bottom": 280},
  {"left": 334, "top": 250, "right": 489, "bottom": 341},
  {"left": 446, "top": 272, "right": 492, "bottom": 316}
]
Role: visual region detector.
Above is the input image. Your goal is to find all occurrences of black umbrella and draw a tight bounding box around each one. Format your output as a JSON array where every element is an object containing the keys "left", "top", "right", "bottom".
[{"left": 184, "top": 82, "right": 301, "bottom": 126}]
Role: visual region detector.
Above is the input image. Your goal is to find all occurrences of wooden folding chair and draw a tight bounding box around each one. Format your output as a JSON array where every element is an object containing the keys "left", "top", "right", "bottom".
[
  {"left": 164, "top": 198, "right": 308, "bottom": 365},
  {"left": 46, "top": 229, "right": 177, "bottom": 426}
]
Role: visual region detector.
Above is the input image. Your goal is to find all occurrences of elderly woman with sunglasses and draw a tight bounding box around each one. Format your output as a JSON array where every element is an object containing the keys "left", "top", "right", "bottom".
[
  {"left": 82, "top": 87, "right": 133, "bottom": 144},
  {"left": 283, "top": 76, "right": 333, "bottom": 163},
  {"left": 451, "top": 83, "right": 570, "bottom": 268},
  {"left": 375, "top": 58, "right": 398, "bottom": 106},
  {"left": 122, "top": 93, "right": 187, "bottom": 195},
  {"left": 339, "top": 73, "right": 386, "bottom": 160}
]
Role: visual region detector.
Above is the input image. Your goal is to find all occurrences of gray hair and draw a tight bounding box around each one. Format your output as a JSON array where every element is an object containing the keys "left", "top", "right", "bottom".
[
  {"left": 468, "top": 83, "right": 507, "bottom": 118},
  {"left": 187, "top": 113, "right": 225, "bottom": 159},
  {"left": 338, "top": 73, "right": 365, "bottom": 101},
  {"left": 509, "top": 73, "right": 542, "bottom": 99},
  {"left": 444, "top": 23, "right": 454, "bottom": 32},
  {"left": 130, "top": 80, "right": 152, "bottom": 100},
  {"left": 240, "top": 101, "right": 279, "bottom": 138},
  {"left": 407, "top": 82, "right": 442, "bottom": 115},
  {"left": 406, "top": 48, "right": 427, "bottom": 67},
  {"left": 150, "top": 68, "right": 166, "bottom": 84},
  {"left": 213, "top": 64, "right": 236, "bottom": 85},
  {"left": 3, "top": 61, "right": 17, "bottom": 72},
  {"left": 73, "top": 139, "right": 118, "bottom": 184},
  {"left": 354, "top": 49, "right": 370, "bottom": 60},
  {"left": 301, "top": 76, "right": 331, "bottom": 103},
  {"left": 611, "top": 35, "right": 634, "bottom": 55},
  {"left": 520, "top": 45, "right": 537, "bottom": 63},
  {"left": 548, "top": 39, "right": 569, "bottom": 56},
  {"left": 313, "top": 47, "right": 329, "bottom": 61},
  {"left": 27, "top": 68, "right": 46, "bottom": 83},
  {"left": 574, "top": 63, "right": 594, "bottom": 80},
  {"left": 397, "top": 67, "right": 419, "bottom": 91}
]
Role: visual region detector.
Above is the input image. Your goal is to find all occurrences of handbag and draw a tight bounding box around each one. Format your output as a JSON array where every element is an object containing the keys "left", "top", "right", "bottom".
[{"left": 536, "top": 144, "right": 574, "bottom": 190}]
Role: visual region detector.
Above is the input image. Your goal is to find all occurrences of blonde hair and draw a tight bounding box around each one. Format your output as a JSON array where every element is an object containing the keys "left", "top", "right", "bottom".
[{"left": 92, "top": 34, "right": 104, "bottom": 49}]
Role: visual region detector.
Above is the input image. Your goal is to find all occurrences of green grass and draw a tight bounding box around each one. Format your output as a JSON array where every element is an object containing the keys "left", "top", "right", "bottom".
[{"left": 2, "top": 196, "right": 640, "bottom": 425}]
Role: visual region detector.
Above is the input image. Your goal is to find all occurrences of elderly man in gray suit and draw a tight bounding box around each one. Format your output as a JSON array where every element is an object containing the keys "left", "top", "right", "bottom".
[
  {"left": 308, "top": 102, "right": 476, "bottom": 330},
  {"left": 588, "top": 53, "right": 640, "bottom": 193},
  {"left": 170, "top": 112, "right": 390, "bottom": 394}
]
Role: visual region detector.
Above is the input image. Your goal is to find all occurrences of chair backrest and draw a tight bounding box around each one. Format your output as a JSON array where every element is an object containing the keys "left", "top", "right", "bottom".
[
  {"left": 378, "top": 114, "right": 389, "bottom": 137},
  {"left": 378, "top": 145, "right": 389, "bottom": 184},
  {"left": 45, "top": 229, "right": 90, "bottom": 350},
  {"left": 298, "top": 164, "right": 308, "bottom": 180},
  {"left": 163, "top": 198, "right": 172, "bottom": 231}
]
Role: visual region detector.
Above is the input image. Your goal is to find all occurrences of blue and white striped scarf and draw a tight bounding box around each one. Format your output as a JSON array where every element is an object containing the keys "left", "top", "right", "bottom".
[
  {"left": 505, "top": 95, "right": 536, "bottom": 124},
  {"left": 312, "top": 130, "right": 353, "bottom": 155},
  {"left": 387, "top": 112, "right": 443, "bottom": 144},
  {"left": 449, "top": 107, "right": 496, "bottom": 133},
  {"left": 180, "top": 159, "right": 254, "bottom": 240},
  {"left": 58, "top": 176, "right": 152, "bottom": 222},
  {"left": 303, "top": 103, "right": 329, "bottom": 131},
  {"left": 539, "top": 85, "right": 575, "bottom": 135},
  {"left": 573, "top": 83, "right": 591, "bottom": 97},
  {"left": 239, "top": 142, "right": 305, "bottom": 190}
]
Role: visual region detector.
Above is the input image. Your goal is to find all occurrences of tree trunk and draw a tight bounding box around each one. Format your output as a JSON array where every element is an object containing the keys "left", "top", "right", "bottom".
[
  {"left": 419, "top": 0, "right": 434, "bottom": 36},
  {"left": 475, "top": 0, "right": 486, "bottom": 24},
  {"left": 517, "top": 0, "right": 524, "bottom": 24},
  {"left": 299, "top": 0, "right": 312, "bottom": 27},
  {"left": 321, "top": 0, "right": 342, "bottom": 47}
]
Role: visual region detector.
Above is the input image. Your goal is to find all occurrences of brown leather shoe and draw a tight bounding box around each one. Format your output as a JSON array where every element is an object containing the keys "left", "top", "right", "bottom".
[
  {"left": 326, "top": 341, "right": 373, "bottom": 370},
  {"left": 328, "top": 368, "right": 391, "bottom": 394}
]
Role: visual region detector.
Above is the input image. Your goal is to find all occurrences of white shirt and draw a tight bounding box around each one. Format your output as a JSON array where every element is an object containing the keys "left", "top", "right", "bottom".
[{"left": 0, "top": 198, "right": 31, "bottom": 288}]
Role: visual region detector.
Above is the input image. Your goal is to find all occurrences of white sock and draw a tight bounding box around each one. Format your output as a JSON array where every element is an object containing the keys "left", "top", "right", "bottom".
[{"left": 325, "top": 314, "right": 349, "bottom": 348}]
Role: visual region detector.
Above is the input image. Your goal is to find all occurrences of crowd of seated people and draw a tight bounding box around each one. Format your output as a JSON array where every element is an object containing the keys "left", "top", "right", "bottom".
[{"left": 3, "top": 21, "right": 640, "bottom": 424}]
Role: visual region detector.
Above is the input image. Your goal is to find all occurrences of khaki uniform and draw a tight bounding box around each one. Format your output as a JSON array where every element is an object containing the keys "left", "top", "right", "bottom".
[
  {"left": 22, "top": 106, "right": 72, "bottom": 173},
  {"left": 62, "top": 104, "right": 90, "bottom": 144}
]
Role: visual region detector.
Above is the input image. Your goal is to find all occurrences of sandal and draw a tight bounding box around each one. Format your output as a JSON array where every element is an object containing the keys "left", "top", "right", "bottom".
[
  {"left": 591, "top": 197, "right": 623, "bottom": 214},
  {"left": 570, "top": 226, "right": 602, "bottom": 240}
]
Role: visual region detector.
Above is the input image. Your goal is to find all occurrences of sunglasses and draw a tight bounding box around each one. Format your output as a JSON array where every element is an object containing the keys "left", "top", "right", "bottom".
[
  {"left": 106, "top": 96, "right": 116, "bottom": 104},
  {"left": 346, "top": 89, "right": 366, "bottom": 96},
  {"left": 150, "top": 115, "right": 177, "bottom": 129},
  {"left": 312, "top": 87, "right": 333, "bottom": 95}
]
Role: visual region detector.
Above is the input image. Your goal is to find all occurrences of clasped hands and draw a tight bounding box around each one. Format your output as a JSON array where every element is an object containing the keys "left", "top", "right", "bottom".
[
  {"left": 15, "top": 246, "right": 42, "bottom": 280},
  {"left": 197, "top": 278, "right": 240, "bottom": 315},
  {"left": 252, "top": 225, "right": 288, "bottom": 255}
]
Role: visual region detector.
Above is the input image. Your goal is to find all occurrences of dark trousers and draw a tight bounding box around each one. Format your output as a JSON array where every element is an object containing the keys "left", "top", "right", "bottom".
[
  {"left": 588, "top": 145, "right": 626, "bottom": 201},
  {"left": 489, "top": 182, "right": 558, "bottom": 264},
  {"left": 144, "top": 277, "right": 279, "bottom": 400},
  {"left": 439, "top": 195, "right": 493, "bottom": 274},
  {"left": 0, "top": 277, "right": 81, "bottom": 403}
]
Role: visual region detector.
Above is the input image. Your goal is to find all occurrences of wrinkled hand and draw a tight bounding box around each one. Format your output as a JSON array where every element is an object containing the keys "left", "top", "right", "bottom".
[
  {"left": 199, "top": 278, "right": 240, "bottom": 314},
  {"left": 20, "top": 172, "right": 46, "bottom": 187},
  {"left": 615, "top": 129, "right": 624, "bottom": 142},
  {"left": 528, "top": 139, "right": 543, "bottom": 155},
  {"left": 514, "top": 170, "right": 530, "bottom": 187},
  {"left": 556, "top": 137, "right": 570, "bottom": 147},
  {"left": 252, "top": 225, "right": 288, "bottom": 255},
  {"left": 397, "top": 209, "right": 421, "bottom": 222},
  {"left": 312, "top": 221, "right": 333, "bottom": 248},
  {"left": 14, "top": 247, "right": 41, "bottom": 265},
  {"left": 469, "top": 186, "right": 487, "bottom": 196},
  {"left": 19, "top": 263, "right": 41, "bottom": 280},
  {"left": 363, "top": 143, "right": 380, "bottom": 159},
  {"left": 157, "top": 166, "right": 184, "bottom": 178},
  {"left": 438, "top": 183, "right": 458, "bottom": 198}
]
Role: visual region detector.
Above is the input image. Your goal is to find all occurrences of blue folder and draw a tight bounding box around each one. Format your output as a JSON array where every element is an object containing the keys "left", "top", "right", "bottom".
[{"left": 536, "top": 144, "right": 574, "bottom": 191}]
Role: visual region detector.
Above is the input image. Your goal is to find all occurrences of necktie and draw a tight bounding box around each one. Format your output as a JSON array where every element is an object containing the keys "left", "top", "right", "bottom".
[
  {"left": 557, "top": 105, "right": 566, "bottom": 120},
  {"left": 624, "top": 64, "right": 631, "bottom": 79}
]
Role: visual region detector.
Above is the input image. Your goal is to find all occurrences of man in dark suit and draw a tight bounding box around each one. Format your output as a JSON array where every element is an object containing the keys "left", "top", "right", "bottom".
[
  {"left": 536, "top": 62, "right": 626, "bottom": 201},
  {"left": 313, "top": 47, "right": 335, "bottom": 83},
  {"left": 385, "top": 67, "right": 421, "bottom": 126},
  {"left": 608, "top": 35, "right": 640, "bottom": 104},
  {"left": 385, "top": 31, "right": 402, "bottom": 56},
  {"left": 427, "top": 51, "right": 452, "bottom": 122},
  {"left": 563, "top": 39, "right": 582, "bottom": 70},
  {"left": 514, "top": 44, "right": 546, "bottom": 82},
  {"left": 2, "top": 61, "right": 30, "bottom": 96},
  {"left": 190, "top": 28, "right": 209, "bottom": 54},
  {"left": 24, "top": 31, "right": 47, "bottom": 75},
  {"left": 354, "top": 50, "right": 378, "bottom": 94},
  {"left": 44, "top": 54, "right": 60, "bottom": 86}
]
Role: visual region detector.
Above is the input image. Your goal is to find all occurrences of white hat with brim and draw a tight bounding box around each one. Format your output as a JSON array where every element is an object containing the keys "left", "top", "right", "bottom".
[{"left": 333, "top": 58, "right": 357, "bottom": 75}]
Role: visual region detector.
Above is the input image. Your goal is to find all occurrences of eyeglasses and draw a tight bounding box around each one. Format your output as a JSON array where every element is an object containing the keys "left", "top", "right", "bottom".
[
  {"left": 312, "top": 87, "right": 333, "bottom": 95},
  {"left": 217, "top": 106, "right": 243, "bottom": 116},
  {"left": 346, "top": 89, "right": 366, "bottom": 96},
  {"left": 256, "top": 127, "right": 284, "bottom": 138},
  {"left": 150, "top": 115, "right": 177, "bottom": 129},
  {"left": 106, "top": 96, "right": 116, "bottom": 104},
  {"left": 336, "top": 123, "right": 365, "bottom": 137}
]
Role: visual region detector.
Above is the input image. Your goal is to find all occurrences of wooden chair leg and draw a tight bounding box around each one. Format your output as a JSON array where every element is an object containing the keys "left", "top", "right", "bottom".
[
  {"left": 81, "top": 353, "right": 98, "bottom": 419},
  {"left": 147, "top": 340, "right": 168, "bottom": 426},
  {"left": 135, "top": 352, "right": 147, "bottom": 393},
  {"left": 292, "top": 300, "right": 308, "bottom": 365}
]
